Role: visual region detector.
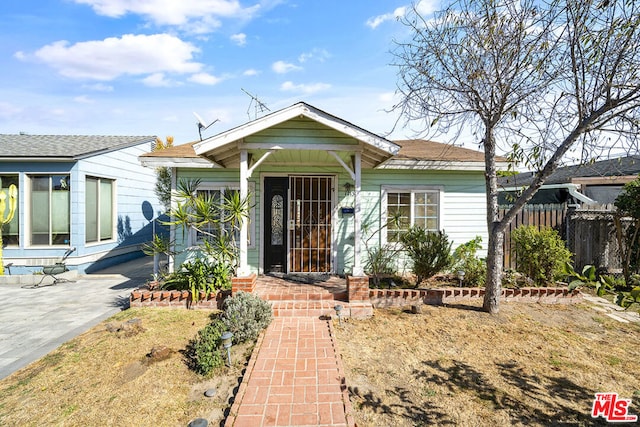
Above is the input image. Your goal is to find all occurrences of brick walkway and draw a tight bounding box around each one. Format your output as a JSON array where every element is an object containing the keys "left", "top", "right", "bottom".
[{"left": 225, "top": 316, "right": 355, "bottom": 427}]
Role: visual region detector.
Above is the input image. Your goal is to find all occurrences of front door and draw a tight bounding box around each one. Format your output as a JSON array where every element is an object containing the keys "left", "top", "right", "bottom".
[{"left": 264, "top": 177, "right": 288, "bottom": 273}]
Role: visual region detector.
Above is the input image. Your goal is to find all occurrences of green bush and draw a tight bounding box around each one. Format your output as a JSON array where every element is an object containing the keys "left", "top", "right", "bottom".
[
  {"left": 400, "top": 227, "right": 453, "bottom": 286},
  {"left": 160, "top": 257, "right": 232, "bottom": 301},
  {"left": 451, "top": 236, "right": 486, "bottom": 287},
  {"left": 187, "top": 318, "right": 226, "bottom": 376},
  {"left": 221, "top": 291, "right": 273, "bottom": 344},
  {"left": 512, "top": 225, "right": 572, "bottom": 286}
]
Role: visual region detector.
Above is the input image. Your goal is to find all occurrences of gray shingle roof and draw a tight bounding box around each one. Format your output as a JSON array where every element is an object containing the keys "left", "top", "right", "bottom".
[
  {"left": 0, "top": 134, "right": 156, "bottom": 159},
  {"left": 499, "top": 155, "right": 640, "bottom": 187}
]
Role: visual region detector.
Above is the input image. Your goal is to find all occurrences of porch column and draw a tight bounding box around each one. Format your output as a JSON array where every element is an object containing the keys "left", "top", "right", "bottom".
[
  {"left": 238, "top": 149, "right": 250, "bottom": 276},
  {"left": 353, "top": 151, "right": 364, "bottom": 276}
]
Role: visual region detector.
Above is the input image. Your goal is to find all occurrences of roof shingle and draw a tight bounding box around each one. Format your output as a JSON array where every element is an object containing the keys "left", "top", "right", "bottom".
[{"left": 0, "top": 134, "right": 156, "bottom": 159}]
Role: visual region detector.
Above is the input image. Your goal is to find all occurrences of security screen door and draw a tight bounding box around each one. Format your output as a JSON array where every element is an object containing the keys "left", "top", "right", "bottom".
[{"left": 288, "top": 176, "right": 332, "bottom": 273}]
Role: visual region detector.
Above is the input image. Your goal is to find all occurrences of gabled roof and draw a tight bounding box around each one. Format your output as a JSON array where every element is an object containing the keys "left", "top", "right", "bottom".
[
  {"left": 0, "top": 134, "right": 156, "bottom": 160},
  {"left": 140, "top": 102, "right": 502, "bottom": 171},
  {"left": 189, "top": 102, "right": 400, "bottom": 169},
  {"left": 499, "top": 155, "right": 640, "bottom": 187}
]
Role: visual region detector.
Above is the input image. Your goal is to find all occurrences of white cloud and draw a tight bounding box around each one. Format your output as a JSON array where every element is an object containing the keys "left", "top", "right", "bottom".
[
  {"left": 243, "top": 68, "right": 260, "bottom": 76},
  {"left": 24, "top": 34, "right": 202, "bottom": 81},
  {"left": 72, "top": 0, "right": 261, "bottom": 32},
  {"left": 230, "top": 33, "right": 247, "bottom": 46},
  {"left": 280, "top": 81, "right": 331, "bottom": 94},
  {"left": 73, "top": 95, "right": 95, "bottom": 104},
  {"left": 366, "top": 6, "right": 406, "bottom": 29},
  {"left": 82, "top": 83, "right": 114, "bottom": 92},
  {"left": 272, "top": 60, "right": 302, "bottom": 74},
  {"left": 188, "top": 72, "right": 223, "bottom": 85},
  {"left": 415, "top": 0, "right": 439, "bottom": 16},
  {"left": 142, "top": 72, "right": 174, "bottom": 87},
  {"left": 298, "top": 48, "right": 330, "bottom": 63}
]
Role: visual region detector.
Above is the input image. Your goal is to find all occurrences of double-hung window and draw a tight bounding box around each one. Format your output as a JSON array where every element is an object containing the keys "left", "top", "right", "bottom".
[
  {"left": 30, "top": 175, "right": 70, "bottom": 246},
  {"left": 86, "top": 177, "right": 114, "bottom": 243},
  {"left": 382, "top": 186, "right": 441, "bottom": 242}
]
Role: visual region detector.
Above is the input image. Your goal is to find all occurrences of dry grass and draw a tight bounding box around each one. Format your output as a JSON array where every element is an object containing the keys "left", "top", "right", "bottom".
[
  {"left": 334, "top": 300, "right": 640, "bottom": 427},
  {"left": 0, "top": 307, "right": 253, "bottom": 427},
  {"left": 2, "top": 300, "right": 639, "bottom": 426}
]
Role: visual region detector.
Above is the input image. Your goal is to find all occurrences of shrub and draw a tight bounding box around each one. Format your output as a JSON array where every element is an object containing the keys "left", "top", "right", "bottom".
[
  {"left": 160, "top": 257, "right": 231, "bottom": 301},
  {"left": 400, "top": 227, "right": 452, "bottom": 286},
  {"left": 186, "top": 318, "right": 226, "bottom": 376},
  {"left": 364, "top": 245, "right": 398, "bottom": 287},
  {"left": 221, "top": 291, "right": 273, "bottom": 344},
  {"left": 512, "top": 225, "right": 572, "bottom": 286},
  {"left": 451, "top": 236, "right": 486, "bottom": 287}
]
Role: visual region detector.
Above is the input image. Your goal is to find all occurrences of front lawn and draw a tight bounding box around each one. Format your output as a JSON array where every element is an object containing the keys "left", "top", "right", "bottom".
[{"left": 335, "top": 301, "right": 640, "bottom": 426}]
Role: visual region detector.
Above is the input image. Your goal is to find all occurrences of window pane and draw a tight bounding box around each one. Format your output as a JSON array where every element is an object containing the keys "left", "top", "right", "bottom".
[
  {"left": 31, "top": 177, "right": 50, "bottom": 245},
  {"left": 31, "top": 175, "right": 70, "bottom": 246},
  {"left": 100, "top": 180, "right": 112, "bottom": 240},
  {"left": 0, "top": 175, "right": 19, "bottom": 245},
  {"left": 86, "top": 178, "right": 98, "bottom": 242}
]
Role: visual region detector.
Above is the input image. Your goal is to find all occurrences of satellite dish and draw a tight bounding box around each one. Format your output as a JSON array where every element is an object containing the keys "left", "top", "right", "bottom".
[{"left": 193, "top": 112, "right": 219, "bottom": 140}]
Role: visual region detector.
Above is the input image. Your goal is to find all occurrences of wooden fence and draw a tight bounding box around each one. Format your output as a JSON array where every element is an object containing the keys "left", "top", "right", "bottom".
[
  {"left": 500, "top": 203, "right": 628, "bottom": 273},
  {"left": 499, "top": 204, "right": 568, "bottom": 270}
]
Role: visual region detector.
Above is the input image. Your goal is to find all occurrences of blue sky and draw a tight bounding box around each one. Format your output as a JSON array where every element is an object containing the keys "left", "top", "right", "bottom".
[{"left": 0, "top": 0, "right": 440, "bottom": 145}]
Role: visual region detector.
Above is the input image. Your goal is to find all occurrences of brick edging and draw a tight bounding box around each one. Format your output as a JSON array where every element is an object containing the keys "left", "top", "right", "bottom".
[
  {"left": 129, "top": 289, "right": 230, "bottom": 309},
  {"left": 327, "top": 318, "right": 357, "bottom": 427},
  {"left": 224, "top": 323, "right": 268, "bottom": 427},
  {"left": 370, "top": 287, "right": 582, "bottom": 308}
]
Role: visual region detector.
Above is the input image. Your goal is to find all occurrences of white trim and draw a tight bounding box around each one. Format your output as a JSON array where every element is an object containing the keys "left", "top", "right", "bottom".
[
  {"left": 139, "top": 157, "right": 220, "bottom": 169},
  {"left": 353, "top": 152, "right": 364, "bottom": 276},
  {"left": 239, "top": 150, "right": 249, "bottom": 276},
  {"left": 194, "top": 102, "right": 399, "bottom": 157},
  {"left": 380, "top": 185, "right": 444, "bottom": 246},
  {"left": 328, "top": 151, "right": 355, "bottom": 180},
  {"left": 378, "top": 159, "right": 508, "bottom": 171},
  {"left": 237, "top": 142, "right": 362, "bottom": 152}
]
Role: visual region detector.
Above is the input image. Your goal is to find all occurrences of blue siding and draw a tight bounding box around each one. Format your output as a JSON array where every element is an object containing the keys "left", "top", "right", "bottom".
[{"left": 0, "top": 141, "right": 163, "bottom": 274}]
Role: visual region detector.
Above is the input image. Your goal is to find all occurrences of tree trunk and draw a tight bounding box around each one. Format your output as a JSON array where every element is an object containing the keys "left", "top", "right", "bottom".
[{"left": 483, "top": 226, "right": 504, "bottom": 313}]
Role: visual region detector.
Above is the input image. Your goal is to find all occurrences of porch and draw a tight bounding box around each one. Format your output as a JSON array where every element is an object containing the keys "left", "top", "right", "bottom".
[{"left": 250, "top": 274, "right": 374, "bottom": 319}]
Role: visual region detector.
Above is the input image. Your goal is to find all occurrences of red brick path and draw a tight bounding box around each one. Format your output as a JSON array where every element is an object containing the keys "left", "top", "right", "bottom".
[{"left": 225, "top": 317, "right": 354, "bottom": 427}]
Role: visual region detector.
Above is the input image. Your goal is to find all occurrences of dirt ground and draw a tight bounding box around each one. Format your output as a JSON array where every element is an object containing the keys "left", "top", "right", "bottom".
[
  {"left": 0, "top": 307, "right": 254, "bottom": 427},
  {"left": 334, "top": 300, "right": 640, "bottom": 426},
  {"left": 1, "top": 299, "right": 638, "bottom": 426}
]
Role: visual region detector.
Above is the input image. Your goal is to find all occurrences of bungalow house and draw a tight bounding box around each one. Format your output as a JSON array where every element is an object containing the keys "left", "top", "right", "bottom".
[
  {"left": 139, "top": 102, "right": 504, "bottom": 284},
  {"left": 0, "top": 134, "right": 164, "bottom": 274}
]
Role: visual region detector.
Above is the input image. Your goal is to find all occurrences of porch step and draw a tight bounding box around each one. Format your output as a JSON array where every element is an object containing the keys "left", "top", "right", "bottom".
[
  {"left": 269, "top": 300, "right": 373, "bottom": 319},
  {"left": 260, "top": 290, "right": 348, "bottom": 301}
]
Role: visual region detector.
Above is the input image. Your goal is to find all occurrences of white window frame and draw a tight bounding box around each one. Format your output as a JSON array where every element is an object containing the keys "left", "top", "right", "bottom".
[
  {"left": 27, "top": 174, "right": 72, "bottom": 247},
  {"left": 85, "top": 176, "right": 116, "bottom": 245},
  {"left": 190, "top": 181, "right": 256, "bottom": 249},
  {"left": 380, "top": 185, "right": 444, "bottom": 245}
]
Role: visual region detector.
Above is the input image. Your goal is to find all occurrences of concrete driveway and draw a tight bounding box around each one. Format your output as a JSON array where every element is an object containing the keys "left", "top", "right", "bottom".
[{"left": 0, "top": 256, "right": 152, "bottom": 380}]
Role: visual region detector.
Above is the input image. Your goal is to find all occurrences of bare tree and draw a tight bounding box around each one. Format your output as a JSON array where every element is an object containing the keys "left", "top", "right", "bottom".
[{"left": 395, "top": 0, "right": 640, "bottom": 313}]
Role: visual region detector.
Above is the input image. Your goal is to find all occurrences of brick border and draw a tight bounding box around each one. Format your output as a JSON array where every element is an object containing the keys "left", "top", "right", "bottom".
[
  {"left": 327, "top": 318, "right": 357, "bottom": 427},
  {"left": 129, "top": 289, "right": 230, "bottom": 309},
  {"left": 369, "top": 287, "right": 582, "bottom": 308}
]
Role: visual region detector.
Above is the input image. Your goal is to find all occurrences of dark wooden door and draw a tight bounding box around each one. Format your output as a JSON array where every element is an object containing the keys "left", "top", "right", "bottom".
[{"left": 264, "top": 177, "right": 288, "bottom": 273}]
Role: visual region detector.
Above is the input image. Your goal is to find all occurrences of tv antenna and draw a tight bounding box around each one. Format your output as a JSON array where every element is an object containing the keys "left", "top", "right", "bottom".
[
  {"left": 193, "top": 112, "right": 219, "bottom": 141},
  {"left": 241, "top": 88, "right": 270, "bottom": 120}
]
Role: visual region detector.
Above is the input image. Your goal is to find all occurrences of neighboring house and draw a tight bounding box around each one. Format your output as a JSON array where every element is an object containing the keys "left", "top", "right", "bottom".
[
  {"left": 140, "top": 102, "right": 506, "bottom": 278},
  {"left": 0, "top": 134, "right": 164, "bottom": 274},
  {"left": 499, "top": 155, "right": 640, "bottom": 205}
]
